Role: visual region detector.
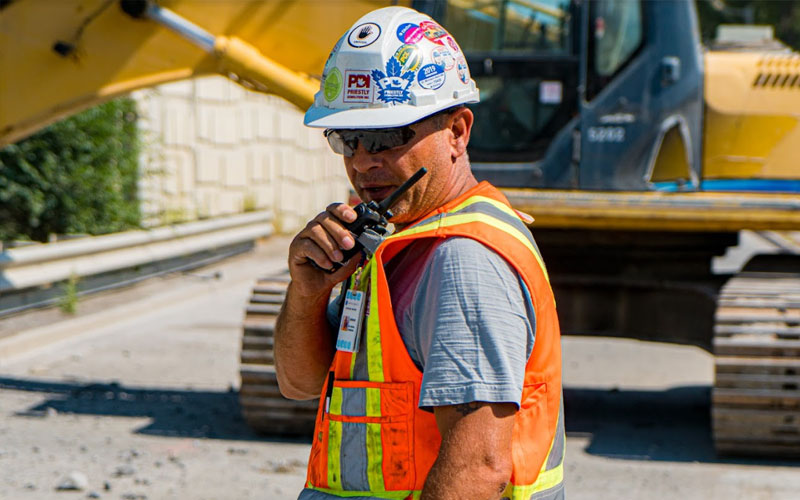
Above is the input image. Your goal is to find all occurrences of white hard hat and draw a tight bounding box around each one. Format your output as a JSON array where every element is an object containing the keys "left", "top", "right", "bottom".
[{"left": 304, "top": 6, "right": 480, "bottom": 129}]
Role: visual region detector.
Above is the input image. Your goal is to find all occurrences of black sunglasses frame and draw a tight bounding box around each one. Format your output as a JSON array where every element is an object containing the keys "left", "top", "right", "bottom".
[
  {"left": 324, "top": 126, "right": 417, "bottom": 157},
  {"left": 323, "top": 106, "right": 464, "bottom": 157}
]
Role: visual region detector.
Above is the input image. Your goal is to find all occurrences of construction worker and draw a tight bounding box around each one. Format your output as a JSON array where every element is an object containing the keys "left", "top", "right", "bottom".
[{"left": 274, "top": 6, "right": 564, "bottom": 500}]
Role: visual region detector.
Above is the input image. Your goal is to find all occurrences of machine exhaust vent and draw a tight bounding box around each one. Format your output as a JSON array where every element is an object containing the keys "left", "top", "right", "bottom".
[
  {"left": 752, "top": 72, "right": 800, "bottom": 88},
  {"left": 754, "top": 54, "right": 800, "bottom": 88}
]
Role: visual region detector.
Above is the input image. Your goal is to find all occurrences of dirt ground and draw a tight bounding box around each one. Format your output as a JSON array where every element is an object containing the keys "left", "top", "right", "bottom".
[{"left": 1, "top": 237, "right": 799, "bottom": 500}]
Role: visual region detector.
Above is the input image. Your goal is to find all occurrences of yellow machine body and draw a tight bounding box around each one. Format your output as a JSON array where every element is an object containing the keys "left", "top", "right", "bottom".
[{"left": 703, "top": 50, "right": 800, "bottom": 180}]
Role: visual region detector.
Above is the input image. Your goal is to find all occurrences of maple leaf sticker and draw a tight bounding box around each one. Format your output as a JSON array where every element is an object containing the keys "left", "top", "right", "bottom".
[{"left": 373, "top": 57, "right": 415, "bottom": 104}]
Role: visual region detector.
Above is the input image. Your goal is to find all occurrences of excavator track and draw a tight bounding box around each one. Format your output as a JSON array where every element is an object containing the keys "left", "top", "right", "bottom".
[
  {"left": 239, "top": 272, "right": 318, "bottom": 436},
  {"left": 712, "top": 267, "right": 800, "bottom": 457}
]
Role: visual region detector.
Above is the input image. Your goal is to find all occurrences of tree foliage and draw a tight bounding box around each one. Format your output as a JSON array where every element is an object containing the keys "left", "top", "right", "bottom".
[{"left": 0, "top": 98, "right": 141, "bottom": 242}]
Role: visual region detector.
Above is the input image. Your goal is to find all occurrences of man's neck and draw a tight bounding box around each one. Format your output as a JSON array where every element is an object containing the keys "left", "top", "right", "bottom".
[{"left": 394, "top": 167, "right": 479, "bottom": 232}]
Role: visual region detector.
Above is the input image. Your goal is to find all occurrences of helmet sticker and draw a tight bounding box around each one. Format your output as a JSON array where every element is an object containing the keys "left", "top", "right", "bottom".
[
  {"left": 344, "top": 71, "right": 374, "bottom": 103},
  {"left": 348, "top": 22, "right": 381, "bottom": 48},
  {"left": 431, "top": 46, "right": 455, "bottom": 70},
  {"left": 393, "top": 44, "right": 423, "bottom": 73},
  {"left": 323, "top": 67, "right": 343, "bottom": 102},
  {"left": 322, "top": 35, "right": 344, "bottom": 79},
  {"left": 456, "top": 58, "right": 469, "bottom": 84},
  {"left": 445, "top": 36, "right": 460, "bottom": 54},
  {"left": 372, "top": 58, "right": 415, "bottom": 104},
  {"left": 417, "top": 64, "right": 446, "bottom": 90},
  {"left": 396, "top": 23, "right": 424, "bottom": 44},
  {"left": 420, "top": 20, "right": 448, "bottom": 45}
]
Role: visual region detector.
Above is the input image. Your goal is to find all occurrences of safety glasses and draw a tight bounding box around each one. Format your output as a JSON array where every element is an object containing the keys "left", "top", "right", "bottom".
[{"left": 324, "top": 126, "right": 416, "bottom": 157}]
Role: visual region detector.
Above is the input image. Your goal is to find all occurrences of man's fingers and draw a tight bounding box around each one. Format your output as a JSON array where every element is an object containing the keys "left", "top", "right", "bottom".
[
  {"left": 308, "top": 218, "right": 346, "bottom": 262},
  {"left": 317, "top": 216, "right": 355, "bottom": 251},
  {"left": 292, "top": 236, "right": 335, "bottom": 271},
  {"left": 327, "top": 203, "right": 358, "bottom": 224}
]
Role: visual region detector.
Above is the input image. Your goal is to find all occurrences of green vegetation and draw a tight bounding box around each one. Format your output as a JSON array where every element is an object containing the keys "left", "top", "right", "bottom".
[
  {"left": 0, "top": 97, "right": 141, "bottom": 243},
  {"left": 59, "top": 273, "right": 80, "bottom": 315}
]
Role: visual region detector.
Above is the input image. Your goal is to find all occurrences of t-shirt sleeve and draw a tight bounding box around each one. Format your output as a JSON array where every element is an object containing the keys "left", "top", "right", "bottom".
[{"left": 405, "top": 237, "right": 536, "bottom": 410}]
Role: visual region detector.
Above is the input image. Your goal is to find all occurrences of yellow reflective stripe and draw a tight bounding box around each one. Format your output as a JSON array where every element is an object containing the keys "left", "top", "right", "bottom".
[
  {"left": 400, "top": 213, "right": 550, "bottom": 283},
  {"left": 366, "top": 422, "right": 384, "bottom": 491},
  {"left": 366, "top": 387, "right": 381, "bottom": 417},
  {"left": 451, "top": 195, "right": 519, "bottom": 218},
  {"left": 327, "top": 419, "right": 343, "bottom": 490},
  {"left": 330, "top": 387, "right": 343, "bottom": 415},
  {"left": 307, "top": 486, "right": 415, "bottom": 499},
  {"left": 349, "top": 351, "right": 357, "bottom": 379},
  {"left": 499, "top": 462, "right": 564, "bottom": 500},
  {"left": 366, "top": 261, "right": 384, "bottom": 382}
]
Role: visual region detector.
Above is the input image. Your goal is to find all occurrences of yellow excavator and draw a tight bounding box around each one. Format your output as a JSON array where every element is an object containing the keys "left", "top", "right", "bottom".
[{"left": 3, "top": 0, "right": 800, "bottom": 457}]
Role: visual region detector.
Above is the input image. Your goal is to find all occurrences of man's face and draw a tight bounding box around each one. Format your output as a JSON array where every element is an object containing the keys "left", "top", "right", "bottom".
[{"left": 343, "top": 114, "right": 456, "bottom": 226}]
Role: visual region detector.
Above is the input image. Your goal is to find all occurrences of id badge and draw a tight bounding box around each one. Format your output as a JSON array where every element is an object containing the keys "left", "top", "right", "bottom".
[{"left": 336, "top": 289, "right": 366, "bottom": 352}]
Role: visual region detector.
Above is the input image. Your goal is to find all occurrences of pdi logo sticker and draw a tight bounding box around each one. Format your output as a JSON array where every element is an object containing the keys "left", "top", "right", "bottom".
[
  {"left": 372, "top": 58, "right": 414, "bottom": 104},
  {"left": 417, "top": 64, "right": 446, "bottom": 90},
  {"left": 348, "top": 22, "right": 381, "bottom": 48},
  {"left": 344, "top": 71, "right": 373, "bottom": 103},
  {"left": 396, "top": 23, "right": 424, "bottom": 44},
  {"left": 393, "top": 44, "right": 422, "bottom": 73},
  {"left": 323, "top": 67, "right": 343, "bottom": 102}
]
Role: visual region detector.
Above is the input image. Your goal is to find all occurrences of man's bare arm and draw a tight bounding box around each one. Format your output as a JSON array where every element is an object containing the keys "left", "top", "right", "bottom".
[
  {"left": 421, "top": 402, "right": 517, "bottom": 500},
  {"left": 273, "top": 203, "right": 360, "bottom": 400}
]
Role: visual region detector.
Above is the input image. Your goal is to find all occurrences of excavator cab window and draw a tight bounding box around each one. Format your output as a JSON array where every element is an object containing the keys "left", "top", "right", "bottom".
[
  {"left": 416, "top": 0, "right": 580, "bottom": 163},
  {"left": 586, "top": 0, "right": 644, "bottom": 100}
]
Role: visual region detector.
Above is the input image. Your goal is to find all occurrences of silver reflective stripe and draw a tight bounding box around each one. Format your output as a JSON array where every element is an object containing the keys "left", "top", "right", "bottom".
[
  {"left": 351, "top": 339, "right": 369, "bottom": 380},
  {"left": 545, "top": 396, "right": 565, "bottom": 471},
  {"left": 447, "top": 202, "right": 541, "bottom": 257},
  {"left": 530, "top": 482, "right": 565, "bottom": 500},
  {"left": 340, "top": 422, "right": 369, "bottom": 491},
  {"left": 340, "top": 387, "right": 366, "bottom": 417},
  {"left": 403, "top": 201, "right": 546, "bottom": 268}
]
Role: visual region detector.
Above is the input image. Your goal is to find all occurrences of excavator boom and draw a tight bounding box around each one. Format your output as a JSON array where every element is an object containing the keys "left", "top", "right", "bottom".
[{"left": 0, "top": 0, "right": 397, "bottom": 146}]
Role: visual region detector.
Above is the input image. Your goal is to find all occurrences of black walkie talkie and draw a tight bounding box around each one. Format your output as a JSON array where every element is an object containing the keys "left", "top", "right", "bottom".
[{"left": 327, "top": 167, "right": 427, "bottom": 272}]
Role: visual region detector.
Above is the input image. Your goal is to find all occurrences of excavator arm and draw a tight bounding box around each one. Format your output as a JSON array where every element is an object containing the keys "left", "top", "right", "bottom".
[{"left": 0, "top": 0, "right": 398, "bottom": 147}]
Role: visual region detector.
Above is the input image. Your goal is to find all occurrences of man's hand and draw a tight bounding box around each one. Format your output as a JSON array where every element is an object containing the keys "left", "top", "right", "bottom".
[
  {"left": 287, "top": 202, "right": 362, "bottom": 299},
  {"left": 422, "top": 402, "right": 517, "bottom": 500},
  {"left": 275, "top": 202, "right": 362, "bottom": 400}
]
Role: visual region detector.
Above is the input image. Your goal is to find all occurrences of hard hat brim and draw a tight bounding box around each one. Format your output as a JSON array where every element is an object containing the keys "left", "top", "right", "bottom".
[{"left": 304, "top": 93, "right": 479, "bottom": 129}]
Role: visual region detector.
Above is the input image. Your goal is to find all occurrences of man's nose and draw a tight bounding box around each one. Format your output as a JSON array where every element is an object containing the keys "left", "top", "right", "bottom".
[{"left": 349, "top": 142, "right": 380, "bottom": 173}]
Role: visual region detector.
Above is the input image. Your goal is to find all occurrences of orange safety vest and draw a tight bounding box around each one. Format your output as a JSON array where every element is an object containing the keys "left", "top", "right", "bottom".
[{"left": 305, "top": 182, "right": 564, "bottom": 500}]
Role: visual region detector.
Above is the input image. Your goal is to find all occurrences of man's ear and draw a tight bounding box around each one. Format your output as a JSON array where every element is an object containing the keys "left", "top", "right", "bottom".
[{"left": 448, "top": 107, "right": 473, "bottom": 160}]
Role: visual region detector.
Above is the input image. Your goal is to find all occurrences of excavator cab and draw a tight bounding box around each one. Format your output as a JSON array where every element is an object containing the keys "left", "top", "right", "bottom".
[{"left": 416, "top": 0, "right": 704, "bottom": 191}]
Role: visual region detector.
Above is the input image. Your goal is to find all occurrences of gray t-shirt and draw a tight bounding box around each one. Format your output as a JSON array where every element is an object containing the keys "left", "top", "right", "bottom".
[{"left": 328, "top": 236, "right": 535, "bottom": 408}]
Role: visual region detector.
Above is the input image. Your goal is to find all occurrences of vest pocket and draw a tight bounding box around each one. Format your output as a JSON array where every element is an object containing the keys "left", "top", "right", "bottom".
[{"left": 308, "top": 380, "right": 415, "bottom": 492}]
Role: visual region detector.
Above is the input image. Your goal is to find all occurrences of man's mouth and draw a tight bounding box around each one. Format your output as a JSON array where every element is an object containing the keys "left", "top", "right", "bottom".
[{"left": 361, "top": 185, "right": 396, "bottom": 201}]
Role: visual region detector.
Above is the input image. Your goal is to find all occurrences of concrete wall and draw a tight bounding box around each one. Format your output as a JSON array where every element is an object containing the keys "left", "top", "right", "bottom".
[{"left": 133, "top": 76, "right": 349, "bottom": 233}]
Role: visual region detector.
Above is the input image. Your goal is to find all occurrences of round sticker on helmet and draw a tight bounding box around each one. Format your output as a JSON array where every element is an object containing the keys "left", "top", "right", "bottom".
[
  {"left": 417, "top": 64, "right": 446, "bottom": 90},
  {"left": 431, "top": 47, "right": 455, "bottom": 70},
  {"left": 394, "top": 44, "right": 422, "bottom": 73},
  {"left": 323, "top": 67, "right": 343, "bottom": 102},
  {"left": 396, "top": 23, "right": 424, "bottom": 44},
  {"left": 445, "top": 36, "right": 460, "bottom": 54},
  {"left": 348, "top": 22, "right": 381, "bottom": 48},
  {"left": 457, "top": 59, "right": 469, "bottom": 84},
  {"left": 420, "top": 20, "right": 448, "bottom": 44}
]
